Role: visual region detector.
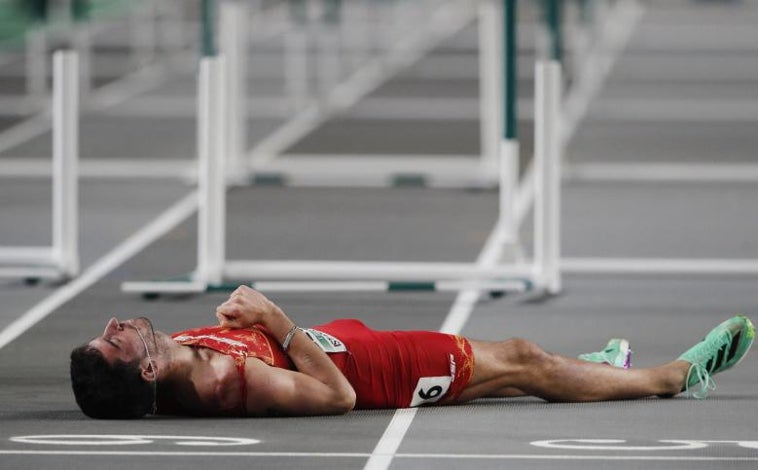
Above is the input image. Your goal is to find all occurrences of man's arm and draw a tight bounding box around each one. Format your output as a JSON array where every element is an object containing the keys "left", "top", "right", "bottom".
[{"left": 215, "top": 286, "right": 356, "bottom": 416}]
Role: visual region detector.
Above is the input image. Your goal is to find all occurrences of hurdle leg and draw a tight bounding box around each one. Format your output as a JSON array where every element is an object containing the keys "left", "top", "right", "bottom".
[
  {"left": 219, "top": 0, "right": 250, "bottom": 181},
  {"left": 196, "top": 56, "right": 226, "bottom": 286},
  {"left": 499, "top": 0, "right": 520, "bottom": 244},
  {"left": 478, "top": 0, "right": 502, "bottom": 184},
  {"left": 533, "top": 60, "right": 562, "bottom": 294},
  {"left": 52, "top": 50, "right": 80, "bottom": 279}
]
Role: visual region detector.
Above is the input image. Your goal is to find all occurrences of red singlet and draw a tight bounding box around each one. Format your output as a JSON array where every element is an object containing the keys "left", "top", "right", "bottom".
[{"left": 171, "top": 319, "right": 475, "bottom": 411}]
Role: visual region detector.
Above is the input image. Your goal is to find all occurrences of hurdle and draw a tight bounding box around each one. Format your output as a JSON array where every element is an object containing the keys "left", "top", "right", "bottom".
[
  {"left": 0, "top": 50, "right": 80, "bottom": 281},
  {"left": 248, "top": 0, "right": 501, "bottom": 187},
  {"left": 245, "top": 0, "right": 486, "bottom": 188},
  {"left": 121, "top": 15, "right": 564, "bottom": 296},
  {"left": 244, "top": 0, "right": 624, "bottom": 189}
]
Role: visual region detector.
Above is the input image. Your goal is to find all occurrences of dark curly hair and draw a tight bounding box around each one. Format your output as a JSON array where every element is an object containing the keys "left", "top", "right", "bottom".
[{"left": 70, "top": 345, "right": 154, "bottom": 419}]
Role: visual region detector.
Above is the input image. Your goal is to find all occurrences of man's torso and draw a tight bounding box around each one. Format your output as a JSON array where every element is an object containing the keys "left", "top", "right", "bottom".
[{"left": 171, "top": 320, "right": 474, "bottom": 412}]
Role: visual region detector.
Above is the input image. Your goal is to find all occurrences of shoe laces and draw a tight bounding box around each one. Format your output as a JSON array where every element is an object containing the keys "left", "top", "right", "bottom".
[
  {"left": 684, "top": 330, "right": 732, "bottom": 399},
  {"left": 684, "top": 363, "right": 717, "bottom": 399}
]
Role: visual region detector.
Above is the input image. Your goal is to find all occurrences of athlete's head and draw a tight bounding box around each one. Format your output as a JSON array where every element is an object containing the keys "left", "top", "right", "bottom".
[{"left": 70, "top": 317, "right": 159, "bottom": 419}]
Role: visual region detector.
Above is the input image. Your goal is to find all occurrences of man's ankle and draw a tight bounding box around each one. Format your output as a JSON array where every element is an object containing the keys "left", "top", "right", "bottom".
[{"left": 659, "top": 360, "right": 690, "bottom": 397}]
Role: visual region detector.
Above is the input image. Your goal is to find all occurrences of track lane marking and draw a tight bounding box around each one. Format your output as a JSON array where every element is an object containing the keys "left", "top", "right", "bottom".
[
  {"left": 1, "top": 450, "right": 757, "bottom": 461},
  {"left": 363, "top": 218, "right": 511, "bottom": 470}
]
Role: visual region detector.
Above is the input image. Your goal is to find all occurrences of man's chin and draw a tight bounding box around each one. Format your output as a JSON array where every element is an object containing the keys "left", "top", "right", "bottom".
[{"left": 132, "top": 317, "right": 162, "bottom": 346}]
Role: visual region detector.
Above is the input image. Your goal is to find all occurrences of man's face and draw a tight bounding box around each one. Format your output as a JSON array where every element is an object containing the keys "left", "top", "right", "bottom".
[{"left": 88, "top": 317, "right": 155, "bottom": 366}]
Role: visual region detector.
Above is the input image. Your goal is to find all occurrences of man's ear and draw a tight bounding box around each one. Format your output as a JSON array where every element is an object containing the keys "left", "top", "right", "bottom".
[{"left": 141, "top": 361, "right": 157, "bottom": 382}]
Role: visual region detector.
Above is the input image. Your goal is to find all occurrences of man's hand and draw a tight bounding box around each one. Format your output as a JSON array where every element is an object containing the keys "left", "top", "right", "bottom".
[{"left": 215, "top": 285, "right": 283, "bottom": 329}]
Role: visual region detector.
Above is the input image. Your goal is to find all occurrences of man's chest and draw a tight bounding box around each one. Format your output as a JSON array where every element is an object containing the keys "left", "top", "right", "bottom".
[{"left": 190, "top": 349, "right": 245, "bottom": 413}]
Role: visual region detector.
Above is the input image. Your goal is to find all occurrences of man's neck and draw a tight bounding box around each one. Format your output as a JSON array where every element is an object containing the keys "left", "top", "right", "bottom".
[{"left": 155, "top": 340, "right": 208, "bottom": 414}]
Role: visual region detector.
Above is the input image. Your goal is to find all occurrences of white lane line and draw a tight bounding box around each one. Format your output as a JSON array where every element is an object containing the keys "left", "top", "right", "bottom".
[
  {"left": 361, "top": 408, "right": 419, "bottom": 470},
  {"left": 0, "top": 450, "right": 757, "bottom": 461},
  {"left": 0, "top": 192, "right": 197, "bottom": 350},
  {"left": 363, "top": 219, "right": 511, "bottom": 470}
]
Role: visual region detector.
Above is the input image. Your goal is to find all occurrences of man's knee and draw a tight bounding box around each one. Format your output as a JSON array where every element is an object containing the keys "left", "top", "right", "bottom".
[{"left": 502, "top": 338, "right": 548, "bottom": 366}]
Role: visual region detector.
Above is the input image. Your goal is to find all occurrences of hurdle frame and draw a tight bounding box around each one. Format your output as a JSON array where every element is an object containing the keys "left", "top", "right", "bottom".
[
  {"left": 244, "top": 0, "right": 492, "bottom": 188},
  {"left": 0, "top": 50, "right": 80, "bottom": 281},
  {"left": 121, "top": 42, "right": 564, "bottom": 295},
  {"left": 120, "top": 0, "right": 646, "bottom": 296},
  {"left": 243, "top": 0, "right": 629, "bottom": 190},
  {"left": 243, "top": 0, "right": 502, "bottom": 187}
]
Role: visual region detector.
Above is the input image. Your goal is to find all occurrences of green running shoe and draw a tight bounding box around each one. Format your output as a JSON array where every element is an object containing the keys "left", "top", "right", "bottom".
[
  {"left": 578, "top": 338, "right": 632, "bottom": 369},
  {"left": 678, "top": 315, "right": 755, "bottom": 399}
]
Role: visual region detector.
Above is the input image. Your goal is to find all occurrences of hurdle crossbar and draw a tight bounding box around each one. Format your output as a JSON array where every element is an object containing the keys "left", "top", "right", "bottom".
[
  {"left": 563, "top": 258, "right": 758, "bottom": 275},
  {"left": 0, "top": 50, "right": 80, "bottom": 281}
]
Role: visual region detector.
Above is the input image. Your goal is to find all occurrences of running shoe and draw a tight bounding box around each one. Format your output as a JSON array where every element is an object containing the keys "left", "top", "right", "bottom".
[
  {"left": 678, "top": 315, "right": 755, "bottom": 399},
  {"left": 578, "top": 338, "right": 632, "bottom": 369}
]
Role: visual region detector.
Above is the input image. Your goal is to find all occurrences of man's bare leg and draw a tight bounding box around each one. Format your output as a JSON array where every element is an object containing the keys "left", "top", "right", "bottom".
[{"left": 456, "top": 338, "right": 688, "bottom": 403}]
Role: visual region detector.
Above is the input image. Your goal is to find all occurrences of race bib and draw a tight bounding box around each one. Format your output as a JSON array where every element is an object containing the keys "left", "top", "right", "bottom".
[
  {"left": 409, "top": 376, "right": 452, "bottom": 407},
  {"left": 301, "top": 328, "right": 347, "bottom": 353}
]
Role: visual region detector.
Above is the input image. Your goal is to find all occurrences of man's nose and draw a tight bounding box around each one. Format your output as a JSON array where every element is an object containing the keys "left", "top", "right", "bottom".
[{"left": 103, "top": 317, "right": 121, "bottom": 335}]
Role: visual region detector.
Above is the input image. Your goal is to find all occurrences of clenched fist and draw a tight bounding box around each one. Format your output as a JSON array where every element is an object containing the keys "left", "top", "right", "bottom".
[{"left": 215, "top": 286, "right": 283, "bottom": 329}]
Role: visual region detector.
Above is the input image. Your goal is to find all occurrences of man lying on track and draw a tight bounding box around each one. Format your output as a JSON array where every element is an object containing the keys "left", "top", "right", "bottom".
[{"left": 70, "top": 286, "right": 754, "bottom": 419}]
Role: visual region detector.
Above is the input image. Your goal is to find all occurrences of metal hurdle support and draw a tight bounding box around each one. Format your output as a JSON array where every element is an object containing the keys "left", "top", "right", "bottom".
[
  {"left": 121, "top": 50, "right": 564, "bottom": 295},
  {"left": 0, "top": 50, "right": 80, "bottom": 280},
  {"left": 497, "top": 0, "right": 519, "bottom": 244},
  {"left": 218, "top": 0, "right": 249, "bottom": 182},
  {"left": 534, "top": 60, "right": 562, "bottom": 294}
]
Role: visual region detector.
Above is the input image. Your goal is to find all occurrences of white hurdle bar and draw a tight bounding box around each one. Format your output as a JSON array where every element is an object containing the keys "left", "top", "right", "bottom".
[
  {"left": 196, "top": 56, "right": 227, "bottom": 287},
  {"left": 219, "top": 0, "right": 249, "bottom": 181},
  {"left": 533, "top": 60, "right": 562, "bottom": 294},
  {"left": 0, "top": 51, "right": 80, "bottom": 280},
  {"left": 478, "top": 0, "right": 503, "bottom": 184},
  {"left": 122, "top": 55, "right": 563, "bottom": 295}
]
